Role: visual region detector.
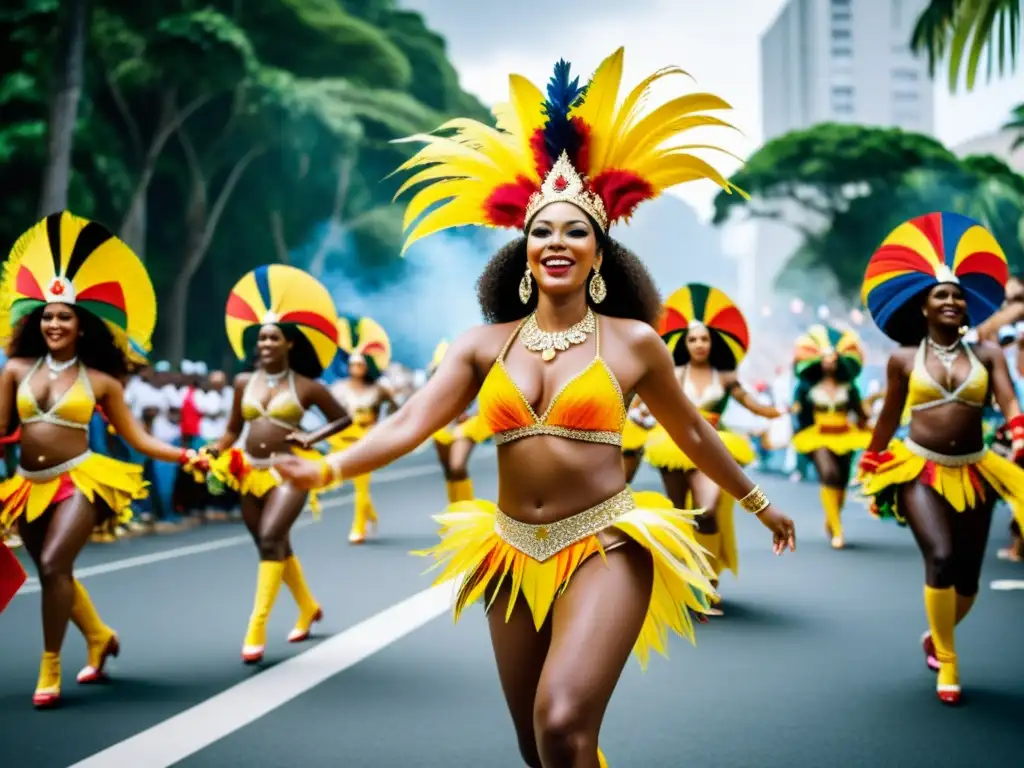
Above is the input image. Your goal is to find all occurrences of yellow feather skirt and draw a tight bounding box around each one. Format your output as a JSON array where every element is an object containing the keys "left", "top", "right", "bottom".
[
  {"left": 0, "top": 452, "right": 147, "bottom": 528},
  {"left": 621, "top": 419, "right": 651, "bottom": 452},
  {"left": 414, "top": 490, "right": 717, "bottom": 669},
  {"left": 791, "top": 415, "right": 871, "bottom": 456},
  {"left": 208, "top": 446, "right": 332, "bottom": 514},
  {"left": 644, "top": 423, "right": 755, "bottom": 471},
  {"left": 858, "top": 439, "right": 1024, "bottom": 521}
]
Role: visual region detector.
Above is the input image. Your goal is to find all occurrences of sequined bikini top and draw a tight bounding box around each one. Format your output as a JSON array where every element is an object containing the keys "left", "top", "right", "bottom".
[
  {"left": 906, "top": 340, "right": 988, "bottom": 413},
  {"left": 16, "top": 358, "right": 95, "bottom": 431},
  {"left": 477, "top": 315, "right": 626, "bottom": 446}
]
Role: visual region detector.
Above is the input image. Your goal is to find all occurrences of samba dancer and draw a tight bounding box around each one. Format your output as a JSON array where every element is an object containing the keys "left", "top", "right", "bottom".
[
  {"left": 0, "top": 213, "right": 206, "bottom": 708},
  {"left": 328, "top": 315, "right": 398, "bottom": 544},
  {"left": 206, "top": 265, "right": 350, "bottom": 663},
  {"left": 275, "top": 49, "right": 795, "bottom": 767},
  {"left": 859, "top": 212, "right": 1024, "bottom": 705},
  {"left": 644, "top": 284, "right": 784, "bottom": 610},
  {"left": 791, "top": 325, "right": 872, "bottom": 549}
]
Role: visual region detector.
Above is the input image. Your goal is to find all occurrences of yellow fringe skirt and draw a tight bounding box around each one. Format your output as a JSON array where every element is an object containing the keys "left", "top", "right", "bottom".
[
  {"left": 644, "top": 423, "right": 755, "bottom": 471},
  {"left": 208, "top": 446, "right": 332, "bottom": 513},
  {"left": 621, "top": 419, "right": 651, "bottom": 453},
  {"left": 858, "top": 439, "right": 1024, "bottom": 523},
  {"left": 415, "top": 488, "right": 717, "bottom": 669},
  {"left": 0, "top": 451, "right": 147, "bottom": 528},
  {"left": 791, "top": 415, "right": 871, "bottom": 456}
]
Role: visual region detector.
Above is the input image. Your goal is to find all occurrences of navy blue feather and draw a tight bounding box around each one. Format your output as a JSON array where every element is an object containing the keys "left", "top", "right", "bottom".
[{"left": 541, "top": 60, "right": 587, "bottom": 169}]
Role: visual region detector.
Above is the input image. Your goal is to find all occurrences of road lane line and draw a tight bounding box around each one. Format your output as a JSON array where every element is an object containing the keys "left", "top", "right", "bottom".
[
  {"left": 66, "top": 583, "right": 453, "bottom": 768},
  {"left": 990, "top": 579, "right": 1024, "bottom": 590},
  {"left": 13, "top": 459, "right": 474, "bottom": 595}
]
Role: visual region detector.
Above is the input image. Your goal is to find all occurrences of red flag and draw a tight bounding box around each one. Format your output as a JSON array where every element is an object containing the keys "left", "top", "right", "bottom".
[{"left": 0, "top": 543, "right": 27, "bottom": 616}]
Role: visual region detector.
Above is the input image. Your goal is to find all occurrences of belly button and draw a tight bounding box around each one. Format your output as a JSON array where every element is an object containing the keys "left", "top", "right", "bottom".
[
  {"left": 37, "top": 455, "right": 45, "bottom": 462},
  {"left": 950, "top": 440, "right": 957, "bottom": 447},
  {"left": 259, "top": 442, "right": 267, "bottom": 449}
]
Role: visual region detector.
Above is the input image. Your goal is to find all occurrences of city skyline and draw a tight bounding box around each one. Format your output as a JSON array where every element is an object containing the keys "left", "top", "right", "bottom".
[{"left": 400, "top": 0, "right": 1024, "bottom": 221}]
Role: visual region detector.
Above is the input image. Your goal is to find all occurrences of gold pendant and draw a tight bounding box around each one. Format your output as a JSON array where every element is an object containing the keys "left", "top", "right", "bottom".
[{"left": 541, "top": 348, "right": 555, "bottom": 362}]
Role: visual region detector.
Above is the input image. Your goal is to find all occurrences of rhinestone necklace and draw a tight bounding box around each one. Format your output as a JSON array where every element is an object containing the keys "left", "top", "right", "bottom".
[
  {"left": 926, "top": 337, "right": 961, "bottom": 382},
  {"left": 45, "top": 354, "right": 78, "bottom": 381},
  {"left": 519, "top": 309, "right": 596, "bottom": 362}
]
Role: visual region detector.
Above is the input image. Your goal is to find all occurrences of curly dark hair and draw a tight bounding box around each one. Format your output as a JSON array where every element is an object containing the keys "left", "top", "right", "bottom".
[
  {"left": 880, "top": 284, "right": 973, "bottom": 348},
  {"left": 6, "top": 305, "right": 128, "bottom": 379},
  {"left": 242, "top": 324, "right": 325, "bottom": 379},
  {"left": 477, "top": 217, "right": 662, "bottom": 327},
  {"left": 666, "top": 327, "right": 741, "bottom": 372}
]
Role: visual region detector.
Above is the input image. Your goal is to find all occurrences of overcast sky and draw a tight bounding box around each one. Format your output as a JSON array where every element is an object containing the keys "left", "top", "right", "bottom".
[{"left": 399, "top": 0, "right": 1024, "bottom": 220}]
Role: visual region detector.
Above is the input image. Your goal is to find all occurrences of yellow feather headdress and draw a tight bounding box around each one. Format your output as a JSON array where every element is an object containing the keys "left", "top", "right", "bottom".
[
  {"left": 0, "top": 212, "right": 156, "bottom": 355},
  {"left": 337, "top": 315, "right": 392, "bottom": 378},
  {"left": 392, "top": 47, "right": 747, "bottom": 253}
]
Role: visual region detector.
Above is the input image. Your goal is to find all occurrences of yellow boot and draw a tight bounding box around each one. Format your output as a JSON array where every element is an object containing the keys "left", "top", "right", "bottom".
[
  {"left": 33, "top": 651, "right": 61, "bottom": 709},
  {"left": 283, "top": 555, "right": 322, "bottom": 643},
  {"left": 924, "top": 585, "right": 960, "bottom": 704},
  {"left": 693, "top": 531, "right": 723, "bottom": 615},
  {"left": 349, "top": 474, "right": 377, "bottom": 544},
  {"left": 820, "top": 486, "right": 845, "bottom": 548},
  {"left": 70, "top": 579, "right": 119, "bottom": 684},
  {"left": 242, "top": 560, "right": 285, "bottom": 663}
]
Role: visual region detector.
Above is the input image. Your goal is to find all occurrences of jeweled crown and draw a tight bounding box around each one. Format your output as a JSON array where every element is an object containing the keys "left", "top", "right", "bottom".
[{"left": 524, "top": 152, "right": 609, "bottom": 231}]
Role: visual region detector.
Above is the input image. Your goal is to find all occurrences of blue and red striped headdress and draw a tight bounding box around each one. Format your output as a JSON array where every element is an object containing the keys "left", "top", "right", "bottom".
[
  {"left": 392, "top": 47, "right": 747, "bottom": 253},
  {"left": 862, "top": 212, "right": 1008, "bottom": 344}
]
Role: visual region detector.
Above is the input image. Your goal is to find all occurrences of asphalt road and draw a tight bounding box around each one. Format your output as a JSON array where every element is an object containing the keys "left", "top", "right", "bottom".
[{"left": 2, "top": 448, "right": 1022, "bottom": 768}]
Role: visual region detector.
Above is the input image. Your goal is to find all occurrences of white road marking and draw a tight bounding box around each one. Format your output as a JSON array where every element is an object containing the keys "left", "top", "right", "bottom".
[
  {"left": 990, "top": 579, "right": 1024, "bottom": 591},
  {"left": 66, "top": 583, "right": 454, "bottom": 768},
  {"left": 14, "top": 460, "right": 464, "bottom": 596}
]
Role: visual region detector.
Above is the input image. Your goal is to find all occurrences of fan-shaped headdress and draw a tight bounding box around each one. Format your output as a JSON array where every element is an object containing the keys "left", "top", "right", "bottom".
[
  {"left": 337, "top": 316, "right": 391, "bottom": 380},
  {"left": 862, "top": 212, "right": 1008, "bottom": 344},
  {"left": 392, "top": 47, "right": 747, "bottom": 253},
  {"left": 794, "top": 324, "right": 864, "bottom": 384},
  {"left": 225, "top": 265, "right": 339, "bottom": 375},
  {"left": 0, "top": 212, "right": 156, "bottom": 356},
  {"left": 658, "top": 283, "right": 749, "bottom": 371}
]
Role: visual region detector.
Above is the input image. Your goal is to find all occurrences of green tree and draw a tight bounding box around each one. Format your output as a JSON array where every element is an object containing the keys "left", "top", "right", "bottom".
[
  {"left": 1004, "top": 102, "right": 1024, "bottom": 149},
  {"left": 911, "top": 0, "right": 1021, "bottom": 91}
]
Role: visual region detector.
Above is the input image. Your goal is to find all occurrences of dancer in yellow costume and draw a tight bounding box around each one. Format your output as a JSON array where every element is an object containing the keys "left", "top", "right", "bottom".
[
  {"left": 274, "top": 49, "right": 796, "bottom": 768},
  {"left": 621, "top": 395, "right": 653, "bottom": 483},
  {"left": 858, "top": 212, "right": 1024, "bottom": 706},
  {"left": 0, "top": 212, "right": 206, "bottom": 708},
  {"left": 328, "top": 315, "right": 398, "bottom": 544},
  {"left": 791, "top": 324, "right": 871, "bottom": 549},
  {"left": 644, "top": 283, "right": 784, "bottom": 612},
  {"left": 429, "top": 339, "right": 494, "bottom": 503},
  {"left": 207, "top": 265, "right": 350, "bottom": 663}
]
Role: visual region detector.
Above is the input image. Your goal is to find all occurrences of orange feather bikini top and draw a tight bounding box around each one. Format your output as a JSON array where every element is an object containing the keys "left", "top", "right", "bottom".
[{"left": 477, "top": 315, "right": 626, "bottom": 446}]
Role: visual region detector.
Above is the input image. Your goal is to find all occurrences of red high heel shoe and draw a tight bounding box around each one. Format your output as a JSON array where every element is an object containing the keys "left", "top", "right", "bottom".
[
  {"left": 937, "top": 684, "right": 961, "bottom": 705},
  {"left": 241, "top": 644, "right": 265, "bottom": 664},
  {"left": 32, "top": 690, "right": 60, "bottom": 709},
  {"left": 78, "top": 634, "right": 120, "bottom": 684},
  {"left": 287, "top": 607, "right": 323, "bottom": 643}
]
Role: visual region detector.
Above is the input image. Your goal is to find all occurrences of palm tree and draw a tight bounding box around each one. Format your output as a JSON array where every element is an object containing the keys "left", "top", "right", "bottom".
[
  {"left": 911, "top": 0, "right": 1021, "bottom": 92},
  {"left": 1004, "top": 103, "right": 1024, "bottom": 150}
]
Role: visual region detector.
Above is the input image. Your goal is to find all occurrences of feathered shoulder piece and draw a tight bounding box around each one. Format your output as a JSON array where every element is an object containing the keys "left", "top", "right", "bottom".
[{"left": 391, "top": 47, "right": 747, "bottom": 253}]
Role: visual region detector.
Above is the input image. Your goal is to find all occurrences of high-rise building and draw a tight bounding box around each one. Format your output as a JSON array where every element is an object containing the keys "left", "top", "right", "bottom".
[{"left": 742, "top": 0, "right": 936, "bottom": 312}]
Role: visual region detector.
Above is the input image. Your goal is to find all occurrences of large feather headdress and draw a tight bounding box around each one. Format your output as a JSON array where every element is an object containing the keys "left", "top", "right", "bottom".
[
  {"left": 0, "top": 212, "right": 156, "bottom": 355},
  {"left": 793, "top": 324, "right": 864, "bottom": 385},
  {"left": 659, "top": 283, "right": 749, "bottom": 371},
  {"left": 337, "top": 315, "right": 392, "bottom": 379},
  {"left": 392, "top": 47, "right": 747, "bottom": 253}
]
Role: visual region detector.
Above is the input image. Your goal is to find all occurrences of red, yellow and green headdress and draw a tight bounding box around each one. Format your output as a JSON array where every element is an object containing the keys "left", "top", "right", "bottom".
[
  {"left": 658, "top": 283, "right": 749, "bottom": 371},
  {"left": 0, "top": 212, "right": 156, "bottom": 355},
  {"left": 794, "top": 324, "right": 864, "bottom": 384},
  {"left": 337, "top": 315, "right": 392, "bottom": 379},
  {"left": 862, "top": 212, "right": 1008, "bottom": 344},
  {"left": 391, "top": 47, "right": 746, "bottom": 253},
  {"left": 225, "top": 265, "right": 339, "bottom": 375}
]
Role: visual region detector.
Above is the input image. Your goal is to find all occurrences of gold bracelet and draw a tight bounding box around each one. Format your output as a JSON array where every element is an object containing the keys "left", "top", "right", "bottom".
[
  {"left": 739, "top": 485, "right": 770, "bottom": 515},
  {"left": 321, "top": 458, "right": 343, "bottom": 487}
]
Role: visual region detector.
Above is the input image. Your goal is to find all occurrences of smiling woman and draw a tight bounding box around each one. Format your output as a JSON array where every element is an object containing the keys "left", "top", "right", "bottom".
[{"left": 0, "top": 211, "right": 207, "bottom": 710}]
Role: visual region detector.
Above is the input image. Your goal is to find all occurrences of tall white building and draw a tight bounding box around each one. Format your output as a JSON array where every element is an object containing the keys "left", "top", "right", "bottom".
[{"left": 742, "top": 0, "right": 936, "bottom": 313}]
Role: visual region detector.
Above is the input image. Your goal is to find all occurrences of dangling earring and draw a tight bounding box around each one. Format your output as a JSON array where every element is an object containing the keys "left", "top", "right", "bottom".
[
  {"left": 519, "top": 268, "right": 533, "bottom": 304},
  {"left": 589, "top": 269, "right": 607, "bottom": 304}
]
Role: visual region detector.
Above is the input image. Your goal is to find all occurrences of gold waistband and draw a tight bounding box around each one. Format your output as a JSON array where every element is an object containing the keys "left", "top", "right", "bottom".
[
  {"left": 493, "top": 488, "right": 634, "bottom": 562},
  {"left": 494, "top": 424, "right": 622, "bottom": 447},
  {"left": 18, "top": 451, "right": 93, "bottom": 481},
  {"left": 904, "top": 439, "right": 987, "bottom": 467}
]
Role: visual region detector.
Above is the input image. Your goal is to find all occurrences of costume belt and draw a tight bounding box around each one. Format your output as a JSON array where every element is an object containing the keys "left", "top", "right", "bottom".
[
  {"left": 904, "top": 439, "right": 987, "bottom": 467},
  {"left": 18, "top": 451, "right": 93, "bottom": 481},
  {"left": 493, "top": 488, "right": 633, "bottom": 562},
  {"left": 245, "top": 454, "right": 278, "bottom": 470}
]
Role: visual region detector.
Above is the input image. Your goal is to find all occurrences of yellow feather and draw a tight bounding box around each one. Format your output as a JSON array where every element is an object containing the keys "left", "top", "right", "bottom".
[
  {"left": 507, "top": 74, "right": 546, "bottom": 180},
  {"left": 389, "top": 134, "right": 500, "bottom": 175},
  {"left": 402, "top": 178, "right": 485, "bottom": 231},
  {"left": 401, "top": 196, "right": 490, "bottom": 255},
  {"left": 619, "top": 115, "right": 740, "bottom": 170},
  {"left": 605, "top": 66, "right": 690, "bottom": 161},
  {"left": 614, "top": 94, "right": 736, "bottom": 166},
  {"left": 570, "top": 47, "right": 625, "bottom": 174},
  {"left": 434, "top": 118, "right": 533, "bottom": 177},
  {"left": 638, "top": 153, "right": 735, "bottom": 191}
]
